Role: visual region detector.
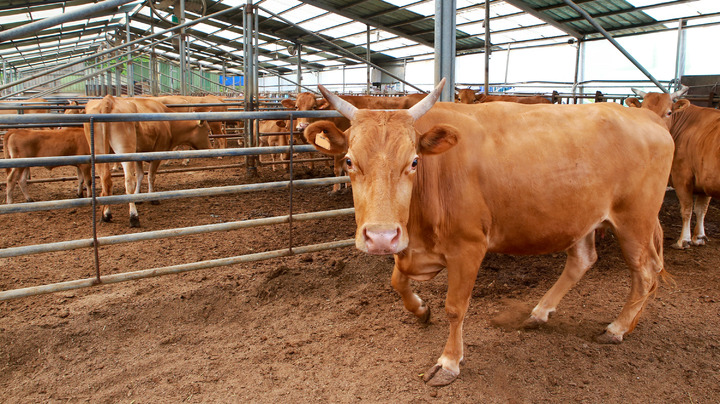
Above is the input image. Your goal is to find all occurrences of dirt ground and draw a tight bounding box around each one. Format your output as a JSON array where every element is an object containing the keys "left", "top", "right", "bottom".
[{"left": 0, "top": 156, "right": 718, "bottom": 403}]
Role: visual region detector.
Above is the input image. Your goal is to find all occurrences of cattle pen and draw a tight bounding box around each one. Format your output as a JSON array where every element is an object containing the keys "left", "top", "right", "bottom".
[{"left": 1, "top": 0, "right": 720, "bottom": 402}]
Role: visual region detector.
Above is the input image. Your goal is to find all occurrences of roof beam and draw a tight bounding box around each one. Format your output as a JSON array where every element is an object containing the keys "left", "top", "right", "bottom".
[
  {"left": 296, "top": 0, "right": 434, "bottom": 48},
  {"left": 502, "top": 0, "right": 583, "bottom": 39}
]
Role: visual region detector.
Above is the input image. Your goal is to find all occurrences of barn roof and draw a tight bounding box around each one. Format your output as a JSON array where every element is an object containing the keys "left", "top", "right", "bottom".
[{"left": 0, "top": 0, "right": 717, "bottom": 78}]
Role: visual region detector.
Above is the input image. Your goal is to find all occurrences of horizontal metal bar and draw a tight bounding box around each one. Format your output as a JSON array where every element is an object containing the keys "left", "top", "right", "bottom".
[
  {"left": 0, "top": 110, "right": 343, "bottom": 124},
  {"left": 0, "top": 145, "right": 319, "bottom": 168},
  {"left": 0, "top": 208, "right": 355, "bottom": 258},
  {"left": 0, "top": 176, "right": 350, "bottom": 215},
  {"left": 0, "top": 239, "right": 356, "bottom": 301}
]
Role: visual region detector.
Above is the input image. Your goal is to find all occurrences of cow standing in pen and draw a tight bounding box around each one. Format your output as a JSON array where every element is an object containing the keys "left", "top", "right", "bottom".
[
  {"left": 4, "top": 127, "right": 91, "bottom": 204},
  {"left": 625, "top": 86, "right": 720, "bottom": 249},
  {"left": 304, "top": 78, "right": 674, "bottom": 386},
  {"left": 84, "top": 95, "right": 212, "bottom": 227}
]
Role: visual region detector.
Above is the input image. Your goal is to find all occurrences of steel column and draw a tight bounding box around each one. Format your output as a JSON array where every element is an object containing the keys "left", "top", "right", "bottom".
[
  {"left": 366, "top": 25, "right": 371, "bottom": 95},
  {"left": 126, "top": 12, "right": 134, "bottom": 96},
  {"left": 435, "top": 0, "right": 456, "bottom": 101},
  {"left": 674, "top": 18, "right": 687, "bottom": 90},
  {"left": 562, "top": 0, "right": 667, "bottom": 93},
  {"left": 484, "top": 0, "right": 490, "bottom": 95}
]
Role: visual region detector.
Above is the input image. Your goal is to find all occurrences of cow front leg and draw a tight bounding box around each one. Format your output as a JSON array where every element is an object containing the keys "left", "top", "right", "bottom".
[
  {"left": 391, "top": 265, "right": 430, "bottom": 323},
  {"left": 423, "top": 250, "right": 484, "bottom": 387},
  {"left": 525, "top": 230, "right": 597, "bottom": 327},
  {"left": 692, "top": 195, "right": 711, "bottom": 245},
  {"left": 74, "top": 166, "right": 85, "bottom": 198}
]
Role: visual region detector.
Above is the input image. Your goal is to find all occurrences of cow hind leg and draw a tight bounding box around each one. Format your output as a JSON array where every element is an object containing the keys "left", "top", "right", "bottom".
[
  {"left": 524, "top": 230, "right": 597, "bottom": 328},
  {"left": 98, "top": 163, "right": 113, "bottom": 222},
  {"left": 147, "top": 160, "right": 162, "bottom": 205},
  {"left": 74, "top": 166, "right": 85, "bottom": 198},
  {"left": 672, "top": 184, "right": 695, "bottom": 249},
  {"left": 6, "top": 167, "right": 22, "bottom": 204},
  {"left": 597, "top": 219, "right": 664, "bottom": 344},
  {"left": 17, "top": 168, "right": 33, "bottom": 202},
  {"left": 692, "top": 195, "right": 711, "bottom": 246},
  {"left": 119, "top": 161, "right": 140, "bottom": 227}
]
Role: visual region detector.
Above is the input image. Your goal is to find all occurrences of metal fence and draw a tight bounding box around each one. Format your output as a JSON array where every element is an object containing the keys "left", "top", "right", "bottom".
[{"left": 0, "top": 109, "right": 354, "bottom": 301}]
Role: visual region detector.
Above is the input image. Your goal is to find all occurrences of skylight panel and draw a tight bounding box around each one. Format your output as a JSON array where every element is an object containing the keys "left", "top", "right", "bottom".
[
  {"left": 388, "top": 0, "right": 425, "bottom": 7},
  {"left": 627, "top": 0, "right": 719, "bottom": 21},
  {"left": 279, "top": 4, "right": 327, "bottom": 24},
  {"left": 256, "top": 0, "right": 303, "bottom": 15},
  {"left": 371, "top": 37, "right": 415, "bottom": 52},
  {"left": 405, "top": 2, "right": 435, "bottom": 16},
  {"left": 320, "top": 22, "right": 368, "bottom": 41},
  {"left": 381, "top": 44, "right": 433, "bottom": 59},
  {"left": 297, "top": 14, "right": 351, "bottom": 32}
]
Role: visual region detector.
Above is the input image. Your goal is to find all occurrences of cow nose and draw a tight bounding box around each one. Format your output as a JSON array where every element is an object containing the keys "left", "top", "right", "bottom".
[
  {"left": 363, "top": 226, "right": 401, "bottom": 255},
  {"left": 296, "top": 122, "right": 309, "bottom": 131}
]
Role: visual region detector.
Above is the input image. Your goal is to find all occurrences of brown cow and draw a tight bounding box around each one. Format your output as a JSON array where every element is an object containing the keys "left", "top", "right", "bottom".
[
  {"left": 84, "top": 95, "right": 211, "bottom": 227},
  {"left": 4, "top": 127, "right": 91, "bottom": 204},
  {"left": 64, "top": 100, "right": 85, "bottom": 114},
  {"left": 304, "top": 78, "right": 673, "bottom": 386},
  {"left": 666, "top": 100, "right": 720, "bottom": 249},
  {"left": 281, "top": 92, "right": 426, "bottom": 191},
  {"left": 455, "top": 89, "right": 551, "bottom": 104},
  {"left": 258, "top": 120, "right": 296, "bottom": 171},
  {"left": 149, "top": 95, "right": 229, "bottom": 149},
  {"left": 625, "top": 86, "right": 688, "bottom": 128}
]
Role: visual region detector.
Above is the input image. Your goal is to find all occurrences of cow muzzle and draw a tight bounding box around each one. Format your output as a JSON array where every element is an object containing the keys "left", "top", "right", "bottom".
[
  {"left": 296, "top": 122, "right": 309, "bottom": 131},
  {"left": 361, "top": 224, "right": 402, "bottom": 255}
]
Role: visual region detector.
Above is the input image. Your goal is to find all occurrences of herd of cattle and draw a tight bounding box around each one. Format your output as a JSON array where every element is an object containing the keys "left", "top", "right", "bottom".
[{"left": 2, "top": 83, "right": 720, "bottom": 386}]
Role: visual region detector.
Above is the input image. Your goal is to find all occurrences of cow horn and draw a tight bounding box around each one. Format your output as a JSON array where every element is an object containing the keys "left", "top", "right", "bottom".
[
  {"left": 317, "top": 85, "right": 357, "bottom": 120},
  {"left": 408, "top": 78, "right": 446, "bottom": 121},
  {"left": 631, "top": 88, "right": 647, "bottom": 98},
  {"left": 671, "top": 85, "right": 689, "bottom": 102}
]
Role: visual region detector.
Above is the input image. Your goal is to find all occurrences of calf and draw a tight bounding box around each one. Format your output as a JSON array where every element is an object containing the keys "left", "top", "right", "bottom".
[{"left": 4, "top": 127, "right": 91, "bottom": 203}]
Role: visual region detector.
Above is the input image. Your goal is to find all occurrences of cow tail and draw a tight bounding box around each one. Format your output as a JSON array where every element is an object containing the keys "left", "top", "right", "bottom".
[{"left": 654, "top": 218, "right": 674, "bottom": 287}]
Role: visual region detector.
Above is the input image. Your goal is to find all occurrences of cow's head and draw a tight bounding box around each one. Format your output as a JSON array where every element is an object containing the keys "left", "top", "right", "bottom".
[
  {"left": 456, "top": 89, "right": 478, "bottom": 104},
  {"left": 304, "top": 78, "right": 457, "bottom": 255},
  {"left": 190, "top": 120, "right": 213, "bottom": 149},
  {"left": 625, "top": 85, "right": 688, "bottom": 127},
  {"left": 281, "top": 93, "right": 330, "bottom": 131}
]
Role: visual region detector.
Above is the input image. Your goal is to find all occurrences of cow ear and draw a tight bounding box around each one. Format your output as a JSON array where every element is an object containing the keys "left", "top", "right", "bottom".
[
  {"left": 625, "top": 97, "right": 642, "bottom": 108},
  {"left": 304, "top": 121, "right": 348, "bottom": 155},
  {"left": 418, "top": 124, "right": 459, "bottom": 155},
  {"left": 281, "top": 99, "right": 296, "bottom": 109},
  {"left": 673, "top": 99, "right": 691, "bottom": 113}
]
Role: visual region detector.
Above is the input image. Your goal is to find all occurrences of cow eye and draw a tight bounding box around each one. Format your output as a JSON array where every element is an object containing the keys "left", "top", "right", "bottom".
[
  {"left": 411, "top": 157, "right": 419, "bottom": 168},
  {"left": 666, "top": 110, "right": 672, "bottom": 116},
  {"left": 345, "top": 157, "right": 353, "bottom": 169}
]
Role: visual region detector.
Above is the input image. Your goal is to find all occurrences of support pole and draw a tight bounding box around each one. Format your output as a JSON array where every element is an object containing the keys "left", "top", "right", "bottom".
[
  {"left": 562, "top": 0, "right": 667, "bottom": 93},
  {"left": 434, "top": 0, "right": 456, "bottom": 101},
  {"left": 484, "top": 0, "right": 490, "bottom": 95},
  {"left": 180, "top": 0, "right": 187, "bottom": 96},
  {"left": 674, "top": 18, "right": 687, "bottom": 91},
  {"left": 366, "top": 25, "right": 371, "bottom": 95},
  {"left": 126, "top": 12, "right": 134, "bottom": 97},
  {"left": 296, "top": 43, "right": 302, "bottom": 94}
]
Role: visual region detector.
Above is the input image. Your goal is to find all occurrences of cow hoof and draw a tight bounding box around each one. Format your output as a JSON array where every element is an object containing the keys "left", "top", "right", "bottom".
[
  {"left": 102, "top": 213, "right": 112, "bottom": 223},
  {"left": 522, "top": 315, "right": 546, "bottom": 329},
  {"left": 671, "top": 240, "right": 690, "bottom": 250},
  {"left": 151, "top": 200, "right": 160, "bottom": 206},
  {"left": 26, "top": 198, "right": 35, "bottom": 203},
  {"left": 692, "top": 236, "right": 708, "bottom": 246},
  {"left": 595, "top": 331, "right": 623, "bottom": 344},
  {"left": 129, "top": 216, "right": 141, "bottom": 228},
  {"left": 417, "top": 304, "right": 431, "bottom": 324},
  {"left": 422, "top": 364, "right": 458, "bottom": 387}
]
